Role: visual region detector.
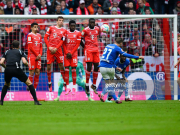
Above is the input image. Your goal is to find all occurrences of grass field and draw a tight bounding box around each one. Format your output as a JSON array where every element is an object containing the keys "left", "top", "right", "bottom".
[{"left": 0, "top": 100, "right": 180, "bottom": 135}]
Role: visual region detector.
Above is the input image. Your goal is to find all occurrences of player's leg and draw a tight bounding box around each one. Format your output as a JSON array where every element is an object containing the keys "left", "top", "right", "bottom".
[
  {"left": 91, "top": 52, "right": 100, "bottom": 94},
  {"left": 76, "top": 76, "right": 94, "bottom": 101},
  {"left": 85, "top": 50, "right": 93, "bottom": 95},
  {"left": 47, "top": 51, "right": 55, "bottom": 92},
  {"left": 64, "top": 56, "right": 71, "bottom": 95},
  {"left": 34, "top": 69, "right": 40, "bottom": 90},
  {"left": 58, "top": 63, "right": 66, "bottom": 86},
  {"left": 28, "top": 57, "right": 35, "bottom": 90},
  {"left": 0, "top": 82, "right": 10, "bottom": 105},
  {"left": 71, "top": 57, "right": 78, "bottom": 95},
  {"left": 124, "top": 81, "right": 132, "bottom": 101},
  {"left": 54, "top": 76, "right": 64, "bottom": 101}
]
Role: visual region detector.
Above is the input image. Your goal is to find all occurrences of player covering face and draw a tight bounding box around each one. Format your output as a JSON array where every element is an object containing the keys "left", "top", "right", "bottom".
[
  {"left": 44, "top": 16, "right": 66, "bottom": 92},
  {"left": 63, "top": 20, "right": 82, "bottom": 95},
  {"left": 81, "top": 18, "right": 100, "bottom": 96}
]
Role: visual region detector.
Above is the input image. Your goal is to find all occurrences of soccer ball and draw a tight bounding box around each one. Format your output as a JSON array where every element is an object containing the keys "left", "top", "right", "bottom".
[{"left": 101, "top": 24, "right": 110, "bottom": 33}]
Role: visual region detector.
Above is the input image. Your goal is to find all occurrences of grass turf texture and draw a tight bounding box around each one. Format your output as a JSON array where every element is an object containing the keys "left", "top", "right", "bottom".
[{"left": 0, "top": 100, "right": 180, "bottom": 135}]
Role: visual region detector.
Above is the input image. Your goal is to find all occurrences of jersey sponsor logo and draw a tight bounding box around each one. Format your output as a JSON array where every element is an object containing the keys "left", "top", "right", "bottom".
[
  {"left": 6, "top": 92, "right": 14, "bottom": 101},
  {"left": 46, "top": 92, "right": 54, "bottom": 100},
  {"left": 28, "top": 37, "right": 31, "bottom": 41}
]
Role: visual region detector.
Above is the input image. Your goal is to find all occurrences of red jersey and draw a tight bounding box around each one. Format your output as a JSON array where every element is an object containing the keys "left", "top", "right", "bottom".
[
  {"left": 27, "top": 32, "right": 42, "bottom": 58},
  {"left": 64, "top": 30, "right": 81, "bottom": 57},
  {"left": 45, "top": 26, "right": 67, "bottom": 51},
  {"left": 82, "top": 26, "right": 100, "bottom": 52}
]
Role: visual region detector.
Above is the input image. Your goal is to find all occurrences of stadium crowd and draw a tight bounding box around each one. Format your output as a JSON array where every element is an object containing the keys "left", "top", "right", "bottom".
[{"left": 0, "top": 0, "right": 180, "bottom": 72}]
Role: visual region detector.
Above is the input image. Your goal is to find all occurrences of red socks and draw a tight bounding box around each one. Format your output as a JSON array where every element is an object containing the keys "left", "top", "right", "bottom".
[
  {"left": 60, "top": 70, "right": 65, "bottom": 81},
  {"left": 93, "top": 72, "right": 98, "bottom": 85},
  {"left": 34, "top": 75, "right": 39, "bottom": 89},
  {"left": 86, "top": 70, "right": 91, "bottom": 84},
  {"left": 29, "top": 75, "right": 33, "bottom": 83},
  {"left": 72, "top": 69, "right": 76, "bottom": 85},
  {"left": 65, "top": 68, "right": 69, "bottom": 85},
  {"left": 47, "top": 71, "right": 51, "bottom": 83}
]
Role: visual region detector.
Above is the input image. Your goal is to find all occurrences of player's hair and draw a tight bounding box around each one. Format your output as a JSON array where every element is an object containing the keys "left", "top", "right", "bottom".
[
  {"left": 89, "top": 18, "right": 95, "bottom": 23},
  {"left": 57, "top": 16, "right": 64, "bottom": 21},
  {"left": 69, "top": 20, "right": 76, "bottom": 26},
  {"left": 31, "top": 22, "right": 38, "bottom": 28},
  {"left": 12, "top": 40, "right": 19, "bottom": 48},
  {"left": 120, "top": 47, "right": 127, "bottom": 57},
  {"left": 115, "top": 37, "right": 123, "bottom": 44},
  {"left": 144, "top": 6, "right": 150, "bottom": 12},
  {"left": 178, "top": 34, "right": 180, "bottom": 38}
]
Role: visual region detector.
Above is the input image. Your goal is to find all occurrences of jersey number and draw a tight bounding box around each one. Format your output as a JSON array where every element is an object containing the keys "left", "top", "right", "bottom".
[{"left": 103, "top": 48, "right": 112, "bottom": 60}]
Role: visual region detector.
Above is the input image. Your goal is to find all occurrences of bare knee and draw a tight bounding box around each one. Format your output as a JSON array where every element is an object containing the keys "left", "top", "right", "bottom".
[
  {"left": 29, "top": 70, "right": 35, "bottom": 76},
  {"left": 59, "top": 63, "right": 64, "bottom": 70},
  {"left": 35, "top": 69, "right": 40, "bottom": 76},
  {"left": 47, "top": 64, "right": 51, "bottom": 71}
]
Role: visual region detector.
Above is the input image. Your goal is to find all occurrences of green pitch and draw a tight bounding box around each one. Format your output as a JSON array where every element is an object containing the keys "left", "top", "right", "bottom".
[{"left": 0, "top": 100, "right": 180, "bottom": 135}]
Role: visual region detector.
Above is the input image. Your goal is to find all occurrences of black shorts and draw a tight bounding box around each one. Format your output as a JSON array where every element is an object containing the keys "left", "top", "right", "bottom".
[{"left": 4, "top": 66, "right": 28, "bottom": 83}]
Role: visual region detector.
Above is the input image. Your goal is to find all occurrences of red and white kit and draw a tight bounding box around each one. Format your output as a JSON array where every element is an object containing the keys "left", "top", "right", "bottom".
[
  {"left": 27, "top": 32, "right": 42, "bottom": 70},
  {"left": 82, "top": 26, "right": 100, "bottom": 63},
  {"left": 44, "top": 26, "right": 67, "bottom": 64}
]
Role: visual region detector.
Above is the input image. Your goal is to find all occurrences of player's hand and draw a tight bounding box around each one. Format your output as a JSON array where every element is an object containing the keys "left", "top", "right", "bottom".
[
  {"left": 174, "top": 63, "right": 178, "bottom": 68},
  {"left": 53, "top": 48, "right": 57, "bottom": 53},
  {"left": 116, "top": 67, "right": 122, "bottom": 72},
  {"left": 139, "top": 56, "right": 144, "bottom": 59},
  {"left": 49, "top": 47, "right": 54, "bottom": 52},
  {"left": 36, "top": 54, "right": 41, "bottom": 60},
  {"left": 66, "top": 53, "right": 72, "bottom": 59}
]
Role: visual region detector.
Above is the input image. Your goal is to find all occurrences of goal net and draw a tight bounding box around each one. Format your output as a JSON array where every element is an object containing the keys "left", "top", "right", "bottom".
[{"left": 0, "top": 15, "right": 178, "bottom": 101}]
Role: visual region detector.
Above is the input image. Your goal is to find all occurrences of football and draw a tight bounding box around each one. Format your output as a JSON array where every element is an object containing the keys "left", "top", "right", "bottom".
[{"left": 101, "top": 24, "right": 110, "bottom": 33}]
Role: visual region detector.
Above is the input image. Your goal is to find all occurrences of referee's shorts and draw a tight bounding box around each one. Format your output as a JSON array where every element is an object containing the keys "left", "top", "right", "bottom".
[{"left": 4, "top": 66, "right": 28, "bottom": 83}]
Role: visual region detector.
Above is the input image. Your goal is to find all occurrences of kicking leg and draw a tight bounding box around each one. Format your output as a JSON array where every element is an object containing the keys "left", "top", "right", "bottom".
[{"left": 54, "top": 76, "right": 64, "bottom": 101}]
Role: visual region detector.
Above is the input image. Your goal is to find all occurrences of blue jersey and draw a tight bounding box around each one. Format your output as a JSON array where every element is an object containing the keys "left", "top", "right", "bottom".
[
  {"left": 115, "top": 58, "right": 130, "bottom": 74},
  {"left": 99, "top": 44, "right": 139, "bottom": 68}
]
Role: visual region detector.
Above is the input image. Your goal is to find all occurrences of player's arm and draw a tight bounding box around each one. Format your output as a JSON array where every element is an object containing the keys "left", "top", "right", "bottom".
[
  {"left": 27, "top": 35, "right": 38, "bottom": 57},
  {"left": 118, "top": 47, "right": 144, "bottom": 59},
  {"left": 37, "top": 36, "right": 43, "bottom": 60},
  {"left": 0, "top": 58, "right": 6, "bottom": 68},
  {"left": 44, "top": 27, "right": 50, "bottom": 48},
  {"left": 80, "top": 30, "right": 86, "bottom": 48},
  {"left": 71, "top": 32, "right": 81, "bottom": 55}
]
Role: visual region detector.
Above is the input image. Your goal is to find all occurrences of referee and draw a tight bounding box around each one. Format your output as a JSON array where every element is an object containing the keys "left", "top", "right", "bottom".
[{"left": 0, "top": 40, "right": 41, "bottom": 105}]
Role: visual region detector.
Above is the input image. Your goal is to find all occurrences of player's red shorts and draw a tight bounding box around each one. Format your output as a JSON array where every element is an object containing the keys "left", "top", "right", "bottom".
[
  {"left": 64, "top": 56, "right": 78, "bottom": 67},
  {"left": 85, "top": 50, "right": 100, "bottom": 63},
  {"left": 47, "top": 49, "right": 63, "bottom": 64},
  {"left": 178, "top": 72, "right": 180, "bottom": 78},
  {"left": 28, "top": 57, "right": 41, "bottom": 70}
]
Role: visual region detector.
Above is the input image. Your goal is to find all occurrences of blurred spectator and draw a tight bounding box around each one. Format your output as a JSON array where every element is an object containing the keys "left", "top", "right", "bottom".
[
  {"left": 130, "top": 24, "right": 140, "bottom": 41},
  {"left": 100, "top": 32, "right": 107, "bottom": 46},
  {"left": 168, "top": 0, "right": 178, "bottom": 14},
  {"left": 110, "top": 0, "right": 121, "bottom": 14},
  {"left": 39, "top": 0, "right": 50, "bottom": 15},
  {"left": 118, "top": 0, "right": 136, "bottom": 14},
  {"left": 14, "top": 7, "right": 21, "bottom": 14},
  {"left": 81, "top": 19, "right": 88, "bottom": 31},
  {"left": 51, "top": 0, "right": 61, "bottom": 10},
  {"left": 173, "top": 1, "right": 180, "bottom": 32},
  {"left": 133, "top": 33, "right": 140, "bottom": 47},
  {"left": 103, "top": 0, "right": 112, "bottom": 14},
  {"left": 4, "top": 0, "right": 13, "bottom": 14},
  {"left": 128, "top": 8, "right": 136, "bottom": 14},
  {"left": 87, "top": 0, "right": 101, "bottom": 15},
  {"left": 96, "top": 7, "right": 104, "bottom": 27},
  {"left": 136, "top": 0, "right": 150, "bottom": 11},
  {"left": 13, "top": 0, "right": 24, "bottom": 14},
  {"left": 127, "top": 41, "right": 138, "bottom": 54},
  {"left": 137, "top": 0, "right": 154, "bottom": 14},
  {"left": 144, "top": 6, "right": 153, "bottom": 14},
  {"left": 111, "top": 7, "right": 118, "bottom": 15},
  {"left": 0, "top": 1, "right": 4, "bottom": 14},
  {"left": 143, "top": 34, "right": 152, "bottom": 56},
  {"left": 152, "top": 38, "right": 161, "bottom": 57},
  {"left": 24, "top": 0, "right": 40, "bottom": 15},
  {"left": 32, "top": 6, "right": 38, "bottom": 14},
  {"left": 154, "top": 0, "right": 165, "bottom": 14},
  {"left": 60, "top": 0, "right": 69, "bottom": 14},
  {"left": 130, "top": 49, "right": 145, "bottom": 72},
  {"left": 75, "top": 0, "right": 89, "bottom": 15},
  {"left": 52, "top": 4, "right": 64, "bottom": 14}
]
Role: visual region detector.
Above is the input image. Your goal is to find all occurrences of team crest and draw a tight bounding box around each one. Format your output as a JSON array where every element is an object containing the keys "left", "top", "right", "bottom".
[
  {"left": 96, "top": 30, "right": 98, "bottom": 33},
  {"left": 28, "top": 37, "right": 31, "bottom": 41},
  {"left": 74, "top": 35, "right": 76, "bottom": 37}
]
